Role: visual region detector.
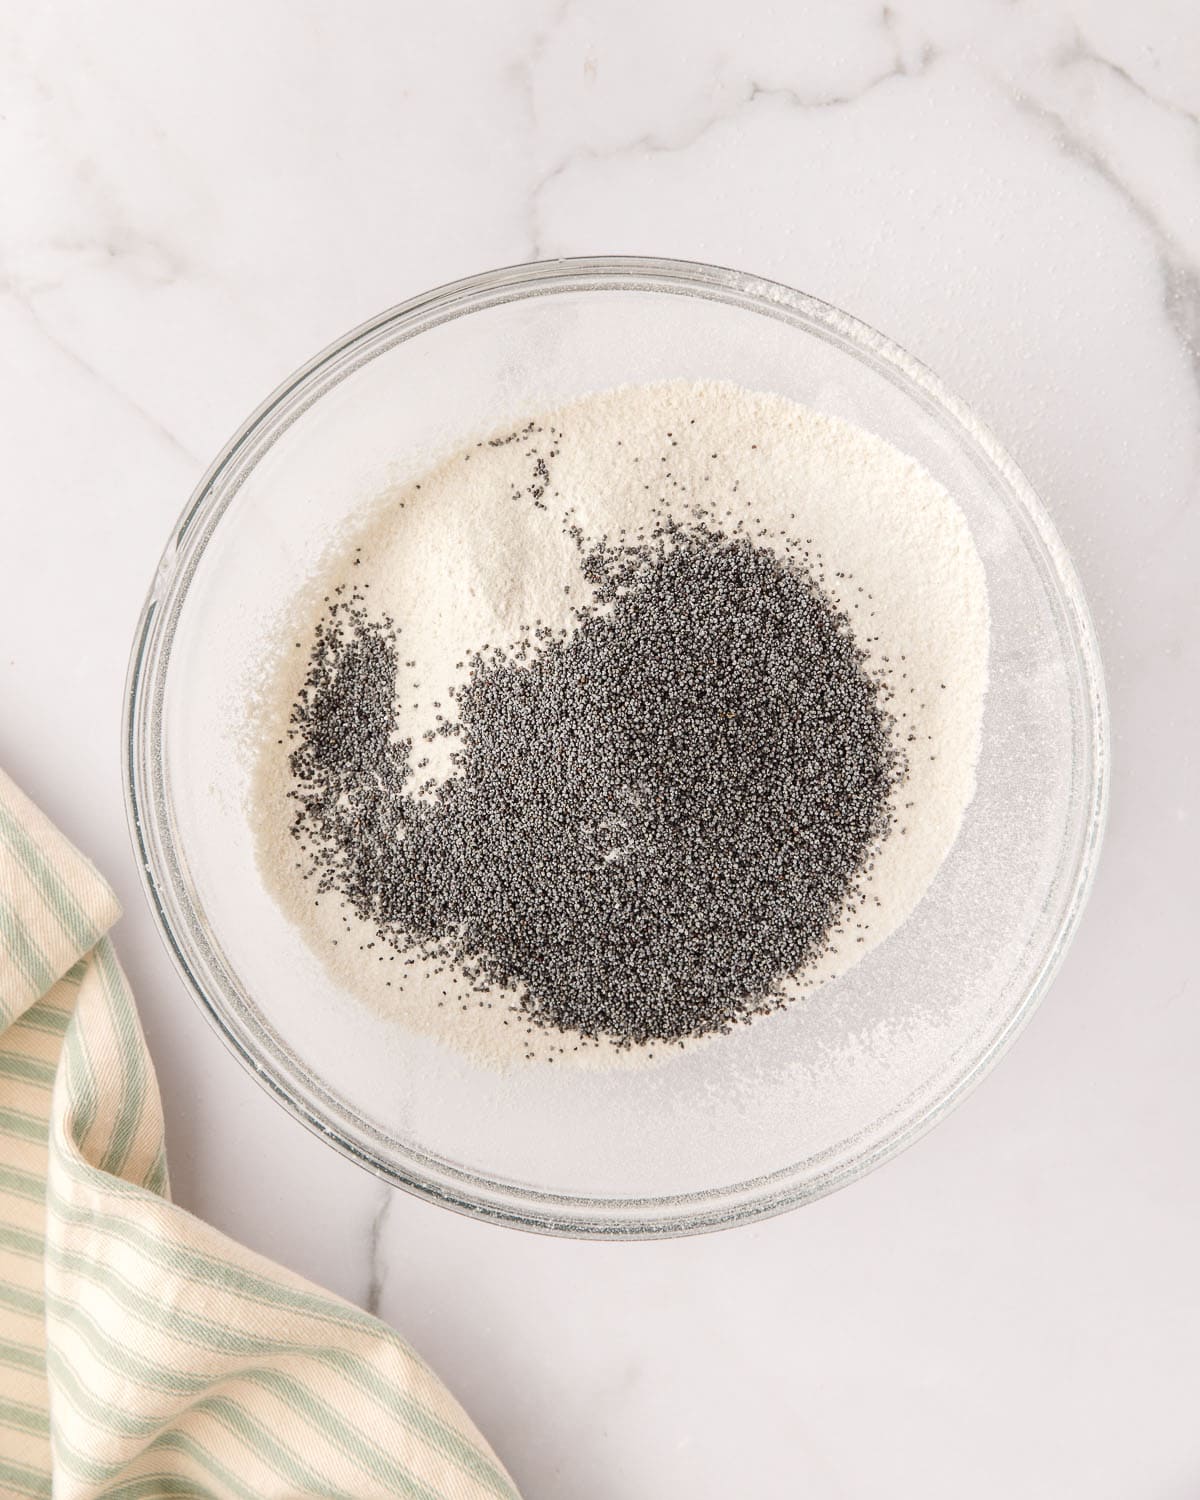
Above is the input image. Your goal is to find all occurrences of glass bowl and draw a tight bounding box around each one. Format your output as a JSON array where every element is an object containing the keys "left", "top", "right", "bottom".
[{"left": 124, "top": 256, "right": 1107, "bottom": 1238}]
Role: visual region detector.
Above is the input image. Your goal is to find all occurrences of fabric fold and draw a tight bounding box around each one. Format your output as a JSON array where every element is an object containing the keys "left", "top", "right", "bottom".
[{"left": 0, "top": 768, "right": 519, "bottom": 1500}]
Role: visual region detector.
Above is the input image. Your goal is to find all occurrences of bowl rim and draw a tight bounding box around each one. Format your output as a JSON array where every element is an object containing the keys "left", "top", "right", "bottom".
[{"left": 124, "top": 253, "right": 1110, "bottom": 1238}]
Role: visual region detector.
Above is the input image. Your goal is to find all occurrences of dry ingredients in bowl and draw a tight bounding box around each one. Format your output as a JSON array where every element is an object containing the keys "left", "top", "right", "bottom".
[{"left": 250, "top": 381, "right": 989, "bottom": 1068}]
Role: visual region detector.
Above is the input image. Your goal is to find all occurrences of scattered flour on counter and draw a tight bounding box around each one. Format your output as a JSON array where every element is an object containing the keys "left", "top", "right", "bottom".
[{"left": 248, "top": 381, "right": 989, "bottom": 1070}]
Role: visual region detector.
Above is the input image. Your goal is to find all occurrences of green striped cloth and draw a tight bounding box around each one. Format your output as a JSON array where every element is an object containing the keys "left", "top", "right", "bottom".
[{"left": 0, "top": 768, "right": 520, "bottom": 1499}]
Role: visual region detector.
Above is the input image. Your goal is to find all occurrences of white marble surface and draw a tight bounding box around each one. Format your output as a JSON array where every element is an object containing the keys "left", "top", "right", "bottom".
[{"left": 2, "top": 1, "right": 1198, "bottom": 1493}]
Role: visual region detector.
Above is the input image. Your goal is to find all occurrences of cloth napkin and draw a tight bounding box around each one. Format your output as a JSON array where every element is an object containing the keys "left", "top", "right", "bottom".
[{"left": 0, "top": 767, "right": 520, "bottom": 1500}]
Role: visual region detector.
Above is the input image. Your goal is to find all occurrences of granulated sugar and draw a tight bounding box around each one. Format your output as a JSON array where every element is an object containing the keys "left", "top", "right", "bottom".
[{"left": 250, "top": 381, "right": 989, "bottom": 1068}]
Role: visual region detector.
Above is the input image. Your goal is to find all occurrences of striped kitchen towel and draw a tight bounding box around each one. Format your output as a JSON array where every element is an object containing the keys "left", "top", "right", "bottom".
[{"left": 0, "top": 766, "right": 520, "bottom": 1500}]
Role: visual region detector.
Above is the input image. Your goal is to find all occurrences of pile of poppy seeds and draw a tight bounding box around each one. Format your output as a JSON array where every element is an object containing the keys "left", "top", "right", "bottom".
[{"left": 286, "top": 487, "right": 908, "bottom": 1048}]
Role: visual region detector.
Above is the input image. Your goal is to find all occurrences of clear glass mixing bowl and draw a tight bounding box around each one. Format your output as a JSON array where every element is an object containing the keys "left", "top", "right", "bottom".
[{"left": 125, "top": 256, "right": 1107, "bottom": 1237}]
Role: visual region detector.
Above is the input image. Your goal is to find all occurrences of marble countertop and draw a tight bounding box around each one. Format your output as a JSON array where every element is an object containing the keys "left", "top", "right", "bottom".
[{"left": 3, "top": 2, "right": 1197, "bottom": 1494}]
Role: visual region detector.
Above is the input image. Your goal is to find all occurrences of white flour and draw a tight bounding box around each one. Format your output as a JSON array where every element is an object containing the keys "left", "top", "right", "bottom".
[{"left": 250, "top": 381, "right": 989, "bottom": 1069}]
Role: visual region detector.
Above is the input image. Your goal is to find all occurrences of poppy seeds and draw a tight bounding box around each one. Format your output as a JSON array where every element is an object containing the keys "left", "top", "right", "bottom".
[{"left": 286, "top": 520, "right": 904, "bottom": 1046}]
